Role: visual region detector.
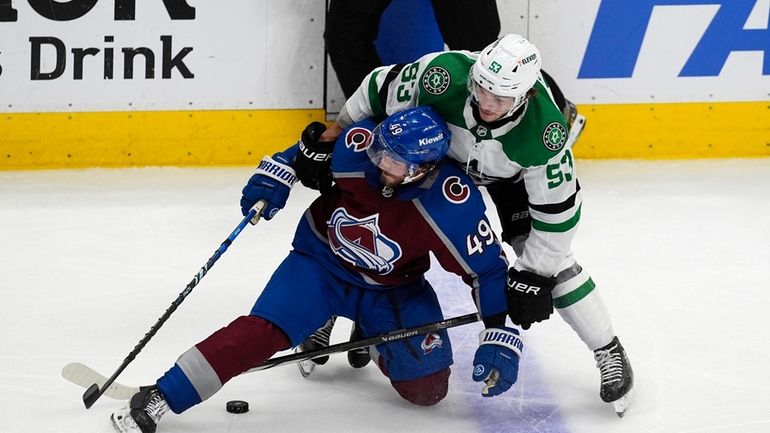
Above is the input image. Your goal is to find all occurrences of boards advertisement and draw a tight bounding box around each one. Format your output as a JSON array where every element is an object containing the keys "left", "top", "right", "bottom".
[{"left": 1, "top": 0, "right": 767, "bottom": 168}]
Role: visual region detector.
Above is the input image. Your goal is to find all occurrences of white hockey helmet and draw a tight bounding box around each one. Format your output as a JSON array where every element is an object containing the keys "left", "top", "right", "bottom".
[{"left": 470, "top": 34, "right": 542, "bottom": 116}]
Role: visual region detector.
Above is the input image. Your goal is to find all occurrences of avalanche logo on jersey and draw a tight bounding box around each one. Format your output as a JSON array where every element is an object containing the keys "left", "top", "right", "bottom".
[
  {"left": 421, "top": 332, "right": 444, "bottom": 354},
  {"left": 344, "top": 127, "right": 372, "bottom": 152},
  {"left": 327, "top": 208, "right": 402, "bottom": 274},
  {"left": 442, "top": 176, "right": 470, "bottom": 204}
]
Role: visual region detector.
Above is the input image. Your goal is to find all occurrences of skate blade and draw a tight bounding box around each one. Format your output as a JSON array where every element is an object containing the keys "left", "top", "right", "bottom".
[
  {"left": 110, "top": 413, "right": 120, "bottom": 433},
  {"left": 611, "top": 389, "right": 633, "bottom": 417},
  {"left": 297, "top": 359, "right": 315, "bottom": 378},
  {"left": 296, "top": 348, "right": 316, "bottom": 379},
  {"left": 110, "top": 411, "right": 133, "bottom": 433}
]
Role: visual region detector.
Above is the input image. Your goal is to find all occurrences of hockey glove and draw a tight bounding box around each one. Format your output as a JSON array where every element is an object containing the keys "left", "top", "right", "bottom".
[
  {"left": 472, "top": 327, "right": 524, "bottom": 397},
  {"left": 240, "top": 153, "right": 298, "bottom": 220},
  {"left": 506, "top": 268, "right": 555, "bottom": 330},
  {"left": 294, "top": 122, "right": 334, "bottom": 194}
]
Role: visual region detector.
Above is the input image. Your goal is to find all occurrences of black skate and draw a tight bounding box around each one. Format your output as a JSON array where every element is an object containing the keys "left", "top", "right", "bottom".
[
  {"left": 347, "top": 322, "right": 371, "bottom": 368},
  {"left": 296, "top": 316, "right": 336, "bottom": 378},
  {"left": 593, "top": 336, "right": 634, "bottom": 417},
  {"left": 110, "top": 385, "right": 169, "bottom": 433},
  {"left": 562, "top": 99, "right": 586, "bottom": 148}
]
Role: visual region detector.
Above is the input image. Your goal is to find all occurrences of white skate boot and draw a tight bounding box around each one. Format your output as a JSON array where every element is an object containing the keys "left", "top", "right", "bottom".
[
  {"left": 110, "top": 385, "right": 169, "bottom": 433},
  {"left": 296, "top": 317, "right": 337, "bottom": 378}
]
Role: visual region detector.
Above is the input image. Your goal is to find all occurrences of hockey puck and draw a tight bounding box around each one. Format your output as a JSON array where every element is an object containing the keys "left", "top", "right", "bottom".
[{"left": 226, "top": 400, "right": 249, "bottom": 414}]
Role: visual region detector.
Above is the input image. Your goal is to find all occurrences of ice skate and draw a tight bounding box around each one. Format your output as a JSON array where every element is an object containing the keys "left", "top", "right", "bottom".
[
  {"left": 593, "top": 336, "right": 634, "bottom": 417},
  {"left": 296, "top": 317, "right": 336, "bottom": 378},
  {"left": 110, "top": 385, "right": 169, "bottom": 433},
  {"left": 347, "top": 322, "right": 371, "bottom": 368},
  {"left": 563, "top": 99, "right": 586, "bottom": 147}
]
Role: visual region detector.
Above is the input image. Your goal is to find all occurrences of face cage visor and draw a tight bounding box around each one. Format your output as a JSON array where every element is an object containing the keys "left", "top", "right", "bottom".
[
  {"left": 469, "top": 80, "right": 528, "bottom": 119},
  {"left": 366, "top": 131, "right": 433, "bottom": 185}
]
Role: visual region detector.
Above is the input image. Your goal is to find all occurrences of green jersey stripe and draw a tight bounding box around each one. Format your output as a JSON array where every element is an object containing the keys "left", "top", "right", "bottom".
[
  {"left": 367, "top": 69, "right": 384, "bottom": 118},
  {"left": 532, "top": 205, "right": 581, "bottom": 233}
]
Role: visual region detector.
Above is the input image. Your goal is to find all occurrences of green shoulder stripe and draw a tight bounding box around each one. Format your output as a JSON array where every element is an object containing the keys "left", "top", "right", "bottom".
[
  {"left": 499, "top": 80, "right": 570, "bottom": 168},
  {"left": 367, "top": 69, "right": 384, "bottom": 118},
  {"left": 416, "top": 52, "right": 474, "bottom": 127}
]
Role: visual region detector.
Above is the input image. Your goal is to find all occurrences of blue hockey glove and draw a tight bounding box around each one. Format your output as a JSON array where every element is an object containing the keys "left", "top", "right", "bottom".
[
  {"left": 240, "top": 153, "right": 298, "bottom": 220},
  {"left": 472, "top": 327, "right": 524, "bottom": 397}
]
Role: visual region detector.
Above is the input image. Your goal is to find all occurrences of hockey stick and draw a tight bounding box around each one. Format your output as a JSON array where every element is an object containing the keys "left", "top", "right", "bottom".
[
  {"left": 81, "top": 202, "right": 266, "bottom": 409},
  {"left": 63, "top": 362, "right": 139, "bottom": 399},
  {"left": 64, "top": 312, "right": 479, "bottom": 399},
  {"left": 250, "top": 312, "right": 479, "bottom": 372}
]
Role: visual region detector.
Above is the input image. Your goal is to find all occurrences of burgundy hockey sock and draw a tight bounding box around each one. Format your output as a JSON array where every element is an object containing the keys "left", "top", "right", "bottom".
[
  {"left": 390, "top": 368, "right": 451, "bottom": 406},
  {"left": 196, "top": 315, "right": 290, "bottom": 385}
]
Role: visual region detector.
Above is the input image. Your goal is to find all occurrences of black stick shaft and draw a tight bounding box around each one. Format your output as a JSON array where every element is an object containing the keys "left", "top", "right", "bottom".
[
  {"left": 82, "top": 205, "right": 263, "bottom": 409},
  {"left": 247, "top": 312, "right": 480, "bottom": 372}
]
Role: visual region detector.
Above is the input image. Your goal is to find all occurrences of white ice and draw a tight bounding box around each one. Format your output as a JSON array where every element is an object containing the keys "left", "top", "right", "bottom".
[{"left": 2, "top": 159, "right": 770, "bottom": 433}]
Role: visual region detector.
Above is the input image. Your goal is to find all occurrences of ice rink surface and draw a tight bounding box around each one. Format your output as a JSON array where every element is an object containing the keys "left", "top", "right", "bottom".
[{"left": 2, "top": 159, "right": 769, "bottom": 433}]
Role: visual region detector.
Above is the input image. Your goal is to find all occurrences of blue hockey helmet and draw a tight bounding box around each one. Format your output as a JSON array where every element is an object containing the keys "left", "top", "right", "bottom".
[{"left": 367, "top": 106, "right": 451, "bottom": 184}]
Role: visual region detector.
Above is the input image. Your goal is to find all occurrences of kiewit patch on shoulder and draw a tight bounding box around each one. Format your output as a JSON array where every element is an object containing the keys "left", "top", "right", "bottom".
[
  {"left": 542, "top": 122, "right": 567, "bottom": 151},
  {"left": 422, "top": 66, "right": 451, "bottom": 95}
]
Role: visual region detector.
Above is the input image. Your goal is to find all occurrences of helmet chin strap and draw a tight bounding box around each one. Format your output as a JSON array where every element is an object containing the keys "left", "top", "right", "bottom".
[
  {"left": 503, "top": 95, "right": 528, "bottom": 118},
  {"left": 380, "top": 164, "right": 436, "bottom": 197}
]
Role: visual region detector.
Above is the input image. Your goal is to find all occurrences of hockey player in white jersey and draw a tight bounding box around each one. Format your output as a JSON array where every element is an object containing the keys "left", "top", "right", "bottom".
[{"left": 296, "top": 34, "right": 633, "bottom": 416}]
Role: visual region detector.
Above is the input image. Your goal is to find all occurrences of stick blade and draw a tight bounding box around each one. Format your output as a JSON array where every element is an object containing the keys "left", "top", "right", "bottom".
[
  {"left": 83, "top": 383, "right": 101, "bottom": 409},
  {"left": 62, "top": 362, "right": 139, "bottom": 400}
]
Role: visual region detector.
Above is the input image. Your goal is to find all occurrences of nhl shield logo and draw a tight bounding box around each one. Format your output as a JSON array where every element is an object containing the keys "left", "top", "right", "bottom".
[
  {"left": 327, "top": 208, "right": 402, "bottom": 274},
  {"left": 542, "top": 122, "right": 567, "bottom": 151},
  {"left": 422, "top": 66, "right": 451, "bottom": 95}
]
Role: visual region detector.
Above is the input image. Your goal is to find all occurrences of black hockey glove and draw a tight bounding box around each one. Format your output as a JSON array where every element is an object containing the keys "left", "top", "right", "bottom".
[
  {"left": 294, "top": 122, "right": 334, "bottom": 195},
  {"left": 506, "top": 268, "right": 555, "bottom": 330}
]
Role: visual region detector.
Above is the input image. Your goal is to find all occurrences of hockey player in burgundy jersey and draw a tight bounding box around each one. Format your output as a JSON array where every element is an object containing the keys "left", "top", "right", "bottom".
[
  {"left": 110, "top": 107, "right": 523, "bottom": 433},
  {"left": 298, "top": 34, "right": 633, "bottom": 416}
]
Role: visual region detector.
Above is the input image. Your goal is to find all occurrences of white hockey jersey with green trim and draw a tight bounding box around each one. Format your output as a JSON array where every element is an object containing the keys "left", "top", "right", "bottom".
[{"left": 339, "top": 51, "right": 582, "bottom": 277}]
